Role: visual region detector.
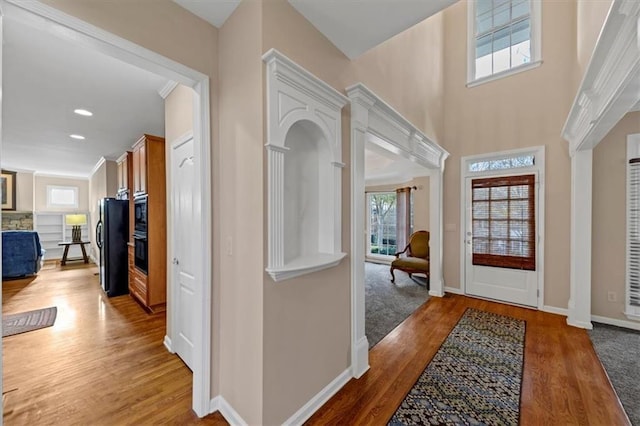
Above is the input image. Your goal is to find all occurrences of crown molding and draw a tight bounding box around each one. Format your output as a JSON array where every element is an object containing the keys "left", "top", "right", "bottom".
[
  {"left": 346, "top": 83, "right": 449, "bottom": 170},
  {"left": 158, "top": 80, "right": 179, "bottom": 99},
  {"left": 562, "top": 0, "right": 640, "bottom": 155}
]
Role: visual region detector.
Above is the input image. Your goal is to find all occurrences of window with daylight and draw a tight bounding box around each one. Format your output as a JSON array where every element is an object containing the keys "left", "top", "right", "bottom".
[
  {"left": 367, "top": 192, "right": 397, "bottom": 257},
  {"left": 471, "top": 174, "right": 535, "bottom": 270},
  {"left": 47, "top": 185, "right": 79, "bottom": 209},
  {"left": 469, "top": 0, "right": 541, "bottom": 84},
  {"left": 626, "top": 136, "right": 640, "bottom": 320}
]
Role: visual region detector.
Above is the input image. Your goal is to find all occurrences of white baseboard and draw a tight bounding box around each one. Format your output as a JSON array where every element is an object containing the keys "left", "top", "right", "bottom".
[
  {"left": 163, "top": 335, "right": 174, "bottom": 353},
  {"left": 541, "top": 305, "right": 569, "bottom": 316},
  {"left": 283, "top": 368, "right": 351, "bottom": 426},
  {"left": 89, "top": 254, "right": 99, "bottom": 265},
  {"left": 210, "top": 396, "right": 248, "bottom": 426},
  {"left": 591, "top": 315, "right": 640, "bottom": 331},
  {"left": 444, "top": 286, "right": 463, "bottom": 295},
  {"left": 428, "top": 281, "right": 444, "bottom": 297},
  {"left": 351, "top": 337, "right": 370, "bottom": 378}
]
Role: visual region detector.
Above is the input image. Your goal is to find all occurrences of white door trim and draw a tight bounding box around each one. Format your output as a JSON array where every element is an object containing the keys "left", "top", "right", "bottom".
[
  {"left": 0, "top": 1, "right": 213, "bottom": 417},
  {"left": 346, "top": 83, "right": 449, "bottom": 378},
  {"left": 459, "top": 146, "right": 546, "bottom": 310}
]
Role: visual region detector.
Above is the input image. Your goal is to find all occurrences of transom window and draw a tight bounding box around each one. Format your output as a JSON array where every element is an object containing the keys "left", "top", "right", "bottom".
[
  {"left": 468, "top": 0, "right": 542, "bottom": 85},
  {"left": 471, "top": 174, "right": 535, "bottom": 270}
]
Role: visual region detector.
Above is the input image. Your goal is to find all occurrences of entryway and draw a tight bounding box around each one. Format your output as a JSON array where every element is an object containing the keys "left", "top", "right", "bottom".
[{"left": 461, "top": 147, "right": 545, "bottom": 308}]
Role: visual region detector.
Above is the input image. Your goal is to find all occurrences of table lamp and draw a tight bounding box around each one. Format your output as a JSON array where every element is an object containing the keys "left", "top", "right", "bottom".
[{"left": 65, "top": 214, "right": 87, "bottom": 242}]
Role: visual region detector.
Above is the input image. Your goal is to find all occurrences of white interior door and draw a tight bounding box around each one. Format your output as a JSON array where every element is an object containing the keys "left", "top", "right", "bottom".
[
  {"left": 171, "top": 135, "right": 197, "bottom": 370},
  {"left": 464, "top": 173, "right": 538, "bottom": 307}
]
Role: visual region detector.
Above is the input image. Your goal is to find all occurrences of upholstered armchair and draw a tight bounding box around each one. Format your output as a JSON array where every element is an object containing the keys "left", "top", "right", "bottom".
[{"left": 390, "top": 230, "right": 429, "bottom": 284}]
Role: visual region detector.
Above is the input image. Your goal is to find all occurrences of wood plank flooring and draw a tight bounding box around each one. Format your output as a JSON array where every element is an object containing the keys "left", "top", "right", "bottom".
[
  {"left": 2, "top": 262, "right": 226, "bottom": 425},
  {"left": 5, "top": 263, "right": 629, "bottom": 425},
  {"left": 306, "top": 293, "right": 631, "bottom": 426}
]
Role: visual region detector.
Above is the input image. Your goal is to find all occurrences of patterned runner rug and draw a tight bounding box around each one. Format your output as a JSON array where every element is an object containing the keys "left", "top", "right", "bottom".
[
  {"left": 389, "top": 308, "right": 526, "bottom": 425},
  {"left": 3, "top": 307, "right": 57, "bottom": 337}
]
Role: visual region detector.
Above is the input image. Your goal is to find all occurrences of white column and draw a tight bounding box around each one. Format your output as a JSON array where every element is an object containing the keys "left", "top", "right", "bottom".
[
  {"left": 350, "top": 109, "right": 370, "bottom": 379},
  {"left": 568, "top": 149, "right": 593, "bottom": 329},
  {"left": 429, "top": 166, "right": 445, "bottom": 297}
]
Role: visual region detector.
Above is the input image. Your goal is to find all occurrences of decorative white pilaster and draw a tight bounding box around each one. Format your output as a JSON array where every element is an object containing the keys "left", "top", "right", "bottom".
[
  {"left": 349, "top": 92, "right": 375, "bottom": 379},
  {"left": 568, "top": 149, "right": 593, "bottom": 329},
  {"left": 429, "top": 164, "right": 445, "bottom": 297},
  {"left": 266, "top": 145, "right": 289, "bottom": 269}
]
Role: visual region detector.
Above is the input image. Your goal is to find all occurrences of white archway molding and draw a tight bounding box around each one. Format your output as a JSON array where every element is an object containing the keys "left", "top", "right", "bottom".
[
  {"left": 347, "top": 83, "right": 449, "bottom": 377},
  {"left": 263, "top": 49, "right": 349, "bottom": 282},
  {"left": 1, "top": 0, "right": 213, "bottom": 416},
  {"left": 563, "top": 0, "right": 640, "bottom": 329}
]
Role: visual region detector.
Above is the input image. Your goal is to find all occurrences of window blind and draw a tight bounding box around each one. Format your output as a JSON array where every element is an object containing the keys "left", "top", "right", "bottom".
[
  {"left": 628, "top": 159, "right": 640, "bottom": 307},
  {"left": 472, "top": 174, "right": 535, "bottom": 270}
]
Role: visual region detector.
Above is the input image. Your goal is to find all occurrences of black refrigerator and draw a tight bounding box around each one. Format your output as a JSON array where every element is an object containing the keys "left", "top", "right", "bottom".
[{"left": 96, "top": 198, "right": 129, "bottom": 297}]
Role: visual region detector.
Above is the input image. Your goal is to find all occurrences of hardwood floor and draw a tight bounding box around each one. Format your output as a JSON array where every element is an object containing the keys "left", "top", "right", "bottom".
[
  {"left": 306, "top": 294, "right": 631, "bottom": 426},
  {"left": 6, "top": 264, "right": 628, "bottom": 425},
  {"left": 2, "top": 262, "right": 226, "bottom": 425}
]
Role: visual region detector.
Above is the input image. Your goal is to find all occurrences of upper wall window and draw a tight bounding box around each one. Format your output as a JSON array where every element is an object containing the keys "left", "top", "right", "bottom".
[
  {"left": 467, "top": 0, "right": 542, "bottom": 86},
  {"left": 47, "top": 185, "right": 78, "bottom": 209}
]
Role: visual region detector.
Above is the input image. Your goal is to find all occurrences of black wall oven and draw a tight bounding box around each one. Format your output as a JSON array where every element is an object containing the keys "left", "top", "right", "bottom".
[
  {"left": 133, "top": 232, "right": 148, "bottom": 274},
  {"left": 134, "top": 194, "right": 148, "bottom": 234}
]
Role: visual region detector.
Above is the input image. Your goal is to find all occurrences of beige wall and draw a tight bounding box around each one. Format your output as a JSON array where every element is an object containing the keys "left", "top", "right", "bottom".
[
  {"left": 88, "top": 160, "right": 118, "bottom": 258},
  {"left": 15, "top": 171, "right": 35, "bottom": 212},
  {"left": 442, "top": 1, "right": 575, "bottom": 309},
  {"left": 260, "top": 1, "right": 444, "bottom": 424},
  {"left": 34, "top": 174, "right": 89, "bottom": 212},
  {"left": 218, "top": 1, "right": 264, "bottom": 422},
  {"left": 576, "top": 0, "right": 613, "bottom": 80},
  {"left": 164, "top": 84, "right": 195, "bottom": 340},
  {"left": 592, "top": 112, "right": 640, "bottom": 320}
]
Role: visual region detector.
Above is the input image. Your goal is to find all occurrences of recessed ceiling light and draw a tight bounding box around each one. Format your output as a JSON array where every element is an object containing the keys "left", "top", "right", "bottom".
[
  {"left": 70, "top": 134, "right": 85, "bottom": 140},
  {"left": 74, "top": 109, "right": 93, "bottom": 117}
]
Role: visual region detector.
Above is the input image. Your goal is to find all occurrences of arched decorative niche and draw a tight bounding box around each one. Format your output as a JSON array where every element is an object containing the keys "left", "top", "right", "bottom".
[{"left": 263, "top": 49, "right": 348, "bottom": 282}]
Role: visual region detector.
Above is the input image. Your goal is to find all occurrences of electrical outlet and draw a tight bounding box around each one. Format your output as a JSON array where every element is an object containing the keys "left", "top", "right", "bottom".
[{"left": 607, "top": 291, "right": 617, "bottom": 302}]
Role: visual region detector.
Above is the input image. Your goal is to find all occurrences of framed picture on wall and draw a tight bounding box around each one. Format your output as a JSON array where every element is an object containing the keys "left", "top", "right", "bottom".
[{"left": 1, "top": 170, "right": 17, "bottom": 211}]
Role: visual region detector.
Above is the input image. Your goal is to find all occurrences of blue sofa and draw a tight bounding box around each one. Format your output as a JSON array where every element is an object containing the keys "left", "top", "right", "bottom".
[{"left": 2, "top": 231, "right": 45, "bottom": 278}]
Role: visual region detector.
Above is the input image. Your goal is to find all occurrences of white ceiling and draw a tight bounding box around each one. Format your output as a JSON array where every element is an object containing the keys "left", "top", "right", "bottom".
[
  {"left": 288, "top": 0, "right": 458, "bottom": 59},
  {"left": 173, "top": 0, "right": 242, "bottom": 28},
  {"left": 2, "top": 18, "right": 169, "bottom": 178},
  {"left": 365, "top": 142, "right": 429, "bottom": 186}
]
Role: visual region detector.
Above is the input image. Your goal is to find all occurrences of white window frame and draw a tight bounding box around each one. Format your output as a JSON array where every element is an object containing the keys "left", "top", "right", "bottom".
[
  {"left": 46, "top": 185, "right": 79, "bottom": 209},
  {"left": 625, "top": 134, "right": 640, "bottom": 320},
  {"left": 467, "top": 0, "right": 543, "bottom": 88},
  {"left": 366, "top": 191, "right": 398, "bottom": 262}
]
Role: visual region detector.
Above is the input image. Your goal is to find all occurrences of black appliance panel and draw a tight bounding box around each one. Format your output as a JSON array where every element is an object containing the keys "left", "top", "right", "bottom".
[
  {"left": 133, "top": 233, "right": 148, "bottom": 274},
  {"left": 134, "top": 195, "right": 148, "bottom": 234},
  {"left": 97, "top": 198, "right": 129, "bottom": 297}
]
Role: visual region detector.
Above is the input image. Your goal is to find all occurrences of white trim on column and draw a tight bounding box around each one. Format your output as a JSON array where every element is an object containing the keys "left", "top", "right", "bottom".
[
  {"left": 562, "top": 0, "right": 640, "bottom": 154},
  {"left": 346, "top": 82, "right": 448, "bottom": 379},
  {"left": 568, "top": 150, "right": 594, "bottom": 329},
  {"left": 2, "top": 0, "right": 214, "bottom": 417}
]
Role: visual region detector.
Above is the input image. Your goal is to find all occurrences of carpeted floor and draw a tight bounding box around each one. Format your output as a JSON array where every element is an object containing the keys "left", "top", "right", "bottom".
[
  {"left": 589, "top": 323, "right": 640, "bottom": 426},
  {"left": 365, "top": 262, "right": 429, "bottom": 348},
  {"left": 389, "top": 309, "right": 525, "bottom": 425}
]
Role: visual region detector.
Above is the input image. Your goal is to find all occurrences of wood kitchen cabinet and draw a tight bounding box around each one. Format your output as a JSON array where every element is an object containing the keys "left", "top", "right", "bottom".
[
  {"left": 116, "top": 151, "right": 132, "bottom": 199},
  {"left": 129, "top": 134, "right": 166, "bottom": 313}
]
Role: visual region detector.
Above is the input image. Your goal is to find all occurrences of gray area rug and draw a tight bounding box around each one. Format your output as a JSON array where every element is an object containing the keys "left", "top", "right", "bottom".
[
  {"left": 3, "top": 306, "right": 57, "bottom": 337},
  {"left": 589, "top": 323, "right": 640, "bottom": 425},
  {"left": 366, "top": 262, "right": 429, "bottom": 348},
  {"left": 389, "top": 309, "right": 525, "bottom": 425}
]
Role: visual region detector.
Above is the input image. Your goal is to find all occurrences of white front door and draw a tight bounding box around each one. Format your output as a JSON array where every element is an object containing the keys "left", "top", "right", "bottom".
[
  {"left": 464, "top": 173, "right": 539, "bottom": 307},
  {"left": 171, "top": 135, "right": 197, "bottom": 370}
]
